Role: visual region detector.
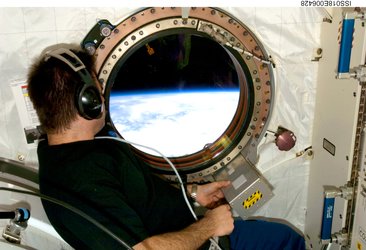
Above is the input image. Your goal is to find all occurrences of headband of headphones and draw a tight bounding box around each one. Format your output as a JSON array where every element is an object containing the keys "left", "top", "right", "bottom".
[{"left": 44, "top": 48, "right": 95, "bottom": 87}]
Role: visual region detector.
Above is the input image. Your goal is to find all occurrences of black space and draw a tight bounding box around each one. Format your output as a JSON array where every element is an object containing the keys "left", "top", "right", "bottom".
[{"left": 111, "top": 33, "right": 239, "bottom": 93}]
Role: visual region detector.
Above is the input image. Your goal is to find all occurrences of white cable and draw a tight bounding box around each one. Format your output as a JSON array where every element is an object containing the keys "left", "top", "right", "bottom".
[
  {"left": 96, "top": 136, "right": 222, "bottom": 249},
  {"left": 262, "top": 155, "right": 299, "bottom": 174}
]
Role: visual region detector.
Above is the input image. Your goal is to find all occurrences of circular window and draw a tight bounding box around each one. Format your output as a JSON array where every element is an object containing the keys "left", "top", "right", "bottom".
[
  {"left": 89, "top": 7, "right": 274, "bottom": 181},
  {"left": 109, "top": 33, "right": 243, "bottom": 158}
]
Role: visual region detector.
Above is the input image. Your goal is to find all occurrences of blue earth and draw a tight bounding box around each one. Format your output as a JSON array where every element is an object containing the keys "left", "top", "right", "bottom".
[{"left": 109, "top": 90, "right": 239, "bottom": 157}]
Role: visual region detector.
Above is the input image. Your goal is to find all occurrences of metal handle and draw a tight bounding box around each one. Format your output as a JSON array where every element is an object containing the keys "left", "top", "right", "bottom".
[
  {"left": 321, "top": 196, "right": 335, "bottom": 242},
  {"left": 337, "top": 13, "right": 355, "bottom": 75},
  {"left": 338, "top": 13, "right": 355, "bottom": 76}
]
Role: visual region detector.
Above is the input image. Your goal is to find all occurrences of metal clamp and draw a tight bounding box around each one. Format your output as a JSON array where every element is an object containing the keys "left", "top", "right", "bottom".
[
  {"left": 331, "top": 231, "right": 349, "bottom": 246},
  {"left": 1, "top": 208, "right": 30, "bottom": 244},
  {"left": 2, "top": 220, "right": 28, "bottom": 244},
  {"left": 350, "top": 65, "right": 366, "bottom": 83}
]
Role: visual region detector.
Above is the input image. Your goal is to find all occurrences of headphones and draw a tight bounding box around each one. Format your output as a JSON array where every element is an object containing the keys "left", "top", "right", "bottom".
[{"left": 44, "top": 47, "right": 103, "bottom": 120}]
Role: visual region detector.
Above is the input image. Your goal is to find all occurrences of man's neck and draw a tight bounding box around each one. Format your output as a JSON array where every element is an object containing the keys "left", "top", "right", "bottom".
[
  {"left": 48, "top": 131, "right": 94, "bottom": 145},
  {"left": 47, "top": 119, "right": 96, "bottom": 145}
]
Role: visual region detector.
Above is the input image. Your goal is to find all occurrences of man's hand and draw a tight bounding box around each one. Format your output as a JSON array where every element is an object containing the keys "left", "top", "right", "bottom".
[
  {"left": 189, "top": 181, "right": 231, "bottom": 209},
  {"left": 202, "top": 204, "right": 234, "bottom": 236}
]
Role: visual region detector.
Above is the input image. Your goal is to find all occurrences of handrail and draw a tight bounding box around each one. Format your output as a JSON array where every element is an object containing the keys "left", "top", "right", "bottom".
[{"left": 0, "top": 157, "right": 39, "bottom": 192}]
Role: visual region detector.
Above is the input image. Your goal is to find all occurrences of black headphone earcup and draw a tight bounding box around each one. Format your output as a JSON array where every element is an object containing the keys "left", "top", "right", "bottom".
[{"left": 77, "top": 85, "right": 103, "bottom": 120}]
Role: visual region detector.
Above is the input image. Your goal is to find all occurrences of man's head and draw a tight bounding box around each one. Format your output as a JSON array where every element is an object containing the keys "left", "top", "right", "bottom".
[{"left": 27, "top": 43, "right": 105, "bottom": 135}]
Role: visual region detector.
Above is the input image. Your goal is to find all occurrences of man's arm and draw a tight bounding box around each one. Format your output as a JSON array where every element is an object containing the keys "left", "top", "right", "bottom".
[{"left": 133, "top": 204, "right": 233, "bottom": 250}]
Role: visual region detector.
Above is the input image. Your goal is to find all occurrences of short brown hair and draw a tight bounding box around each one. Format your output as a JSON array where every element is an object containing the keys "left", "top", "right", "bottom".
[{"left": 27, "top": 44, "right": 96, "bottom": 134}]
